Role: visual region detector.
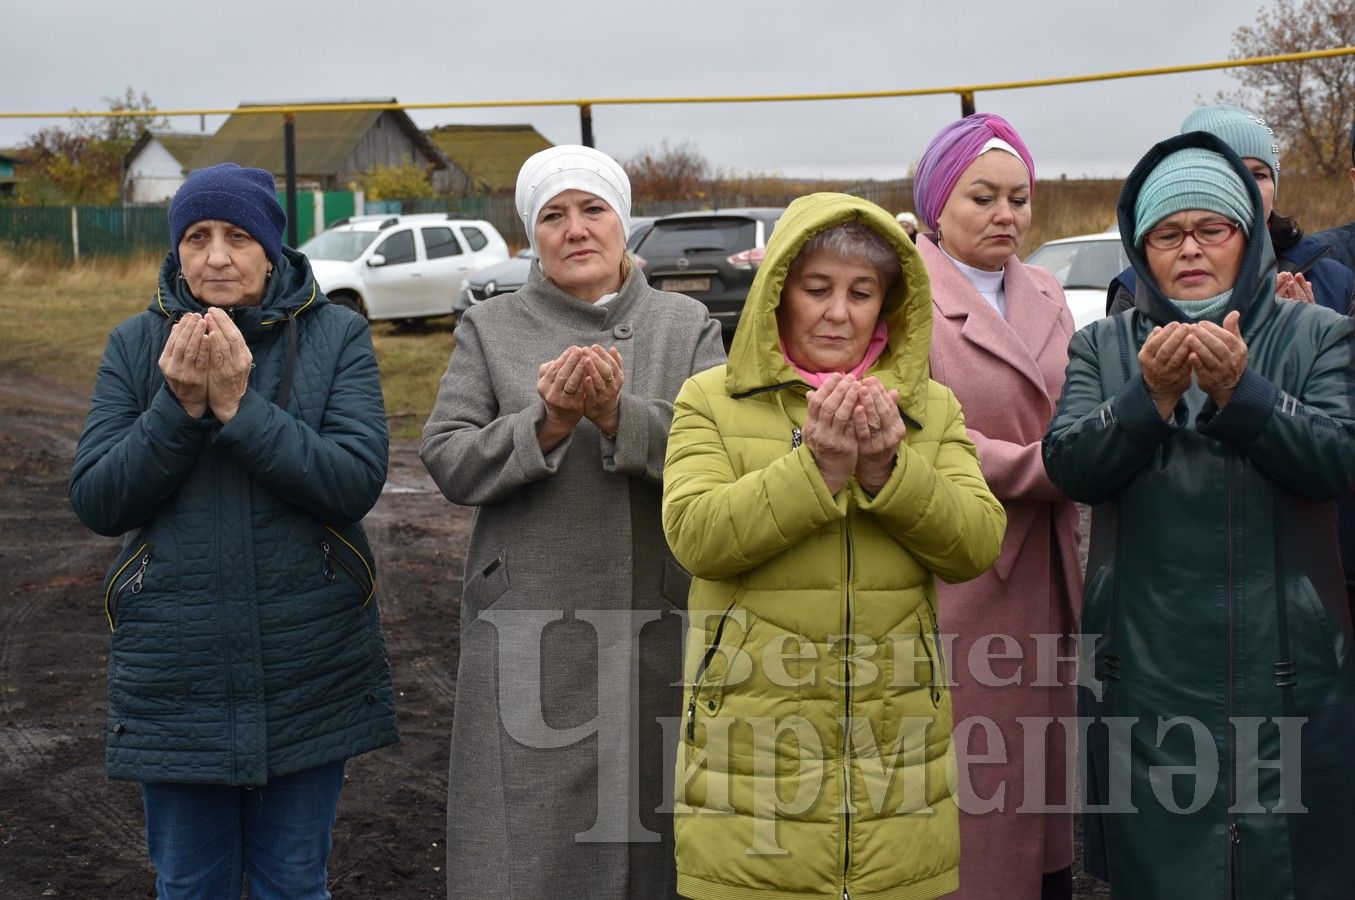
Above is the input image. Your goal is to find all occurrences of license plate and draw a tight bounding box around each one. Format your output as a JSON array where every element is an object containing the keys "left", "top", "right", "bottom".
[{"left": 660, "top": 277, "right": 712, "bottom": 293}]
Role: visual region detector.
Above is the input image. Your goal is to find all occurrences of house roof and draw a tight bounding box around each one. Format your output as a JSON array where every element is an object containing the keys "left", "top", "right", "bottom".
[
  {"left": 125, "top": 130, "right": 213, "bottom": 170},
  {"left": 425, "top": 124, "right": 553, "bottom": 192},
  {"left": 190, "top": 99, "right": 448, "bottom": 177}
]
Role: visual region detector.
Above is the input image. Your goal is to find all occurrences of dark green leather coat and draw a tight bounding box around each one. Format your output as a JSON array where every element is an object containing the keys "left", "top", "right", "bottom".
[
  {"left": 1043, "top": 132, "right": 1355, "bottom": 899},
  {"left": 69, "top": 248, "right": 397, "bottom": 785}
]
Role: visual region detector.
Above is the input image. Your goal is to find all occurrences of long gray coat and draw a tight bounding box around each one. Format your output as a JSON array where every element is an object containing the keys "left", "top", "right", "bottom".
[{"left": 420, "top": 263, "right": 724, "bottom": 900}]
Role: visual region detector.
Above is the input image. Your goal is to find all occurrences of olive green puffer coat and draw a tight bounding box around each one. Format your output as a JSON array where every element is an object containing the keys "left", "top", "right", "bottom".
[
  {"left": 663, "top": 193, "right": 1006, "bottom": 900},
  {"left": 1043, "top": 132, "right": 1355, "bottom": 900}
]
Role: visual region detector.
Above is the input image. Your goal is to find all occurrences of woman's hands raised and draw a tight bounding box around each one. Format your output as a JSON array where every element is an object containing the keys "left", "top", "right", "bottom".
[
  {"left": 803, "top": 374, "right": 906, "bottom": 495},
  {"left": 1139, "top": 312, "right": 1249, "bottom": 418},
  {"left": 853, "top": 378, "right": 906, "bottom": 495},
  {"left": 536, "top": 344, "right": 625, "bottom": 452},
  {"left": 159, "top": 314, "right": 211, "bottom": 418},
  {"left": 158, "top": 309, "right": 253, "bottom": 421}
]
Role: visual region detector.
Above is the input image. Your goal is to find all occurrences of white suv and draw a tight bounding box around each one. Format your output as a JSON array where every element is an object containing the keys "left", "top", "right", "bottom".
[{"left": 300, "top": 214, "right": 509, "bottom": 321}]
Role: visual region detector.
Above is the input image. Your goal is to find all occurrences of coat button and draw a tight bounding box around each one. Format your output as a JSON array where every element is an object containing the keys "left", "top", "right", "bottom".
[
  {"left": 113, "top": 723, "right": 125, "bottom": 734},
  {"left": 365, "top": 692, "right": 378, "bottom": 704},
  {"left": 613, "top": 323, "right": 633, "bottom": 340},
  {"left": 706, "top": 699, "right": 716, "bottom": 711}
]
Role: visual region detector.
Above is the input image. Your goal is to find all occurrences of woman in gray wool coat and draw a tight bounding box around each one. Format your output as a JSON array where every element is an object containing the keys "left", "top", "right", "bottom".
[{"left": 420, "top": 145, "right": 725, "bottom": 899}]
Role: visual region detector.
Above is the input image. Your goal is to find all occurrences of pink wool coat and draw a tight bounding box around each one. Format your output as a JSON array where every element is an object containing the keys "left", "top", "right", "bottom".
[{"left": 919, "top": 235, "right": 1083, "bottom": 899}]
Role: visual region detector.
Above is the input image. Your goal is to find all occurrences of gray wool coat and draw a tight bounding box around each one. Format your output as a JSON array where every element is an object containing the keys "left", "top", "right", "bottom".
[{"left": 420, "top": 262, "right": 725, "bottom": 900}]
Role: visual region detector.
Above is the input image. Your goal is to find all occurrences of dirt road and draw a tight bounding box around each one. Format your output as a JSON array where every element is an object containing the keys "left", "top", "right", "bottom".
[{"left": 0, "top": 371, "right": 463, "bottom": 897}]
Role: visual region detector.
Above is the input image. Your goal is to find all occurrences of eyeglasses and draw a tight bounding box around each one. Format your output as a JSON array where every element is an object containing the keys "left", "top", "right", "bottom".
[{"left": 1142, "top": 221, "right": 1242, "bottom": 251}]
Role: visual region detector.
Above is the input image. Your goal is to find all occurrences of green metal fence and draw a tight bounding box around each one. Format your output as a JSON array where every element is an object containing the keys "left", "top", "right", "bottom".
[{"left": 0, "top": 205, "right": 169, "bottom": 258}]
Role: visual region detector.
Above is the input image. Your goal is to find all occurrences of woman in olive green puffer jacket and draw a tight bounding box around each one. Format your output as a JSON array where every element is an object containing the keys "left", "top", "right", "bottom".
[{"left": 662, "top": 193, "right": 1006, "bottom": 900}]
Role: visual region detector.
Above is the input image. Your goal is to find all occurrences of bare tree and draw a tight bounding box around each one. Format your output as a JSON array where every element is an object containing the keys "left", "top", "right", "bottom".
[
  {"left": 624, "top": 140, "right": 711, "bottom": 202},
  {"left": 1225, "top": 0, "right": 1355, "bottom": 178}
]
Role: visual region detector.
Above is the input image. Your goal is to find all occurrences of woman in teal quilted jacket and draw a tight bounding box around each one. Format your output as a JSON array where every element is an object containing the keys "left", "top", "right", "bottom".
[{"left": 69, "top": 164, "right": 397, "bottom": 899}]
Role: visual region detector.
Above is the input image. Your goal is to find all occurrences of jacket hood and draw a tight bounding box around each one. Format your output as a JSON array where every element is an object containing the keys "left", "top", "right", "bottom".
[
  {"left": 151, "top": 244, "right": 326, "bottom": 328},
  {"left": 1116, "top": 131, "right": 1276, "bottom": 328},
  {"left": 725, "top": 193, "right": 934, "bottom": 421}
]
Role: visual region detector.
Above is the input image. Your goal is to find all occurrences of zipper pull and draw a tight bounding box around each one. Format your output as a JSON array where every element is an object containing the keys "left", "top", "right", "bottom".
[
  {"left": 686, "top": 695, "right": 698, "bottom": 741},
  {"left": 790, "top": 427, "right": 802, "bottom": 450},
  {"left": 320, "top": 541, "right": 336, "bottom": 582},
  {"left": 1230, "top": 823, "right": 1240, "bottom": 845},
  {"left": 129, "top": 553, "right": 151, "bottom": 594}
]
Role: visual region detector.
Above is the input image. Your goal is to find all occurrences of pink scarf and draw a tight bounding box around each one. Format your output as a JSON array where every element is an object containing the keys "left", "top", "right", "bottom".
[{"left": 781, "top": 320, "right": 889, "bottom": 387}]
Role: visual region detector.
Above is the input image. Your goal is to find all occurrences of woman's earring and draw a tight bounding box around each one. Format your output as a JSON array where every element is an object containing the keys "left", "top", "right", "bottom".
[{"left": 266, "top": 267, "right": 274, "bottom": 279}]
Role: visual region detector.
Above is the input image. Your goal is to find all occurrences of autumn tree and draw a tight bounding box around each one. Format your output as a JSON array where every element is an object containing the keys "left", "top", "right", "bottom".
[
  {"left": 625, "top": 140, "right": 711, "bottom": 202},
  {"left": 1225, "top": 0, "right": 1355, "bottom": 178},
  {"left": 19, "top": 87, "right": 166, "bottom": 205},
  {"left": 359, "top": 163, "right": 435, "bottom": 201}
]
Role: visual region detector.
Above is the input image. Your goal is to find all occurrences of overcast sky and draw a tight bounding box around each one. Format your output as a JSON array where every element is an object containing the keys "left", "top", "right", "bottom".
[{"left": 3, "top": 0, "right": 1277, "bottom": 181}]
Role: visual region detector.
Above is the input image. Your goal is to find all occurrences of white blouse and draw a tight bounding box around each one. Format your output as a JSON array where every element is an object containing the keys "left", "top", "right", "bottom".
[{"left": 940, "top": 244, "right": 1007, "bottom": 318}]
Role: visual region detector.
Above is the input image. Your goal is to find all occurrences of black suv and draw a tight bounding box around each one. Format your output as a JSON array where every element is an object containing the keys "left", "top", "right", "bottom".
[{"left": 633, "top": 208, "right": 783, "bottom": 334}]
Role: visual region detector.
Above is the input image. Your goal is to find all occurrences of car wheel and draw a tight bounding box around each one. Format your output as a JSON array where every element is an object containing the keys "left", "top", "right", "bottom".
[{"left": 329, "top": 291, "right": 366, "bottom": 318}]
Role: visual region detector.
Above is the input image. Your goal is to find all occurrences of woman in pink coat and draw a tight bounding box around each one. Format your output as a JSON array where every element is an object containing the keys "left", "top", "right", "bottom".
[{"left": 912, "top": 114, "right": 1083, "bottom": 900}]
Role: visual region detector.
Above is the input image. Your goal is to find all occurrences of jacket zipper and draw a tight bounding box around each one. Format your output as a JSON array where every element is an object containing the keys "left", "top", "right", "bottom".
[
  {"left": 320, "top": 527, "right": 376, "bottom": 605},
  {"left": 842, "top": 521, "right": 855, "bottom": 900},
  {"left": 687, "top": 602, "right": 738, "bottom": 741},
  {"left": 1225, "top": 461, "right": 1239, "bottom": 896},
  {"left": 103, "top": 544, "right": 151, "bottom": 631}
]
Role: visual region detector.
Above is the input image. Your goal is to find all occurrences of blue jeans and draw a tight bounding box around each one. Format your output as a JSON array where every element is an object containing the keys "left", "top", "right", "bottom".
[{"left": 142, "top": 760, "right": 346, "bottom": 900}]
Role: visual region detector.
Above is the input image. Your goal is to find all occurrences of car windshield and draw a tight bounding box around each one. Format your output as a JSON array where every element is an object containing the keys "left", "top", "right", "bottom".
[
  {"left": 1026, "top": 239, "right": 1128, "bottom": 291},
  {"left": 639, "top": 219, "right": 758, "bottom": 257},
  {"left": 300, "top": 230, "right": 380, "bottom": 262}
]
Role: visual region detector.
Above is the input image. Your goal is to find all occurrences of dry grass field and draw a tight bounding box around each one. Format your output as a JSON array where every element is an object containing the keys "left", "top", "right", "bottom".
[{"left": 0, "top": 248, "right": 455, "bottom": 440}]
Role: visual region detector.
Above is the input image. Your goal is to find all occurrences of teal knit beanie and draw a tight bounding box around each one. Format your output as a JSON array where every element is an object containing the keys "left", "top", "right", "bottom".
[
  {"left": 1132, "top": 148, "right": 1254, "bottom": 245},
  {"left": 1181, "top": 104, "right": 1280, "bottom": 199}
]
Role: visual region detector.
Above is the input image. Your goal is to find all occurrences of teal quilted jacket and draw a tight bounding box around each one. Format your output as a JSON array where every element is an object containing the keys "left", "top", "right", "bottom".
[{"left": 69, "top": 247, "right": 397, "bottom": 785}]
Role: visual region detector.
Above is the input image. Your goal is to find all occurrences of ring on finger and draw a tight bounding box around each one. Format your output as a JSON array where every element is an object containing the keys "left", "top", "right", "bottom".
[{"left": 563, "top": 387, "right": 578, "bottom": 396}]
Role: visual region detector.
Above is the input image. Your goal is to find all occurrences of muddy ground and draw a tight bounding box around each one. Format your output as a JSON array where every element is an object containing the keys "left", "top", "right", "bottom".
[{"left": 0, "top": 369, "right": 1107, "bottom": 898}]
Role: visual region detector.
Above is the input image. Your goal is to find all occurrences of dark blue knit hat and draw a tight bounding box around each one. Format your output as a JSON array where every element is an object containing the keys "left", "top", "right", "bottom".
[{"left": 169, "top": 163, "right": 287, "bottom": 264}]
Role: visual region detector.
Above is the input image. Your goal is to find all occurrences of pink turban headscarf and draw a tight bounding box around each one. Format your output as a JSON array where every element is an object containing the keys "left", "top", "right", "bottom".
[{"left": 911, "top": 113, "right": 1035, "bottom": 234}]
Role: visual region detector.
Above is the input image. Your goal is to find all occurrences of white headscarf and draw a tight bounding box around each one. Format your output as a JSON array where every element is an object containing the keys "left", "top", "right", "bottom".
[{"left": 514, "top": 145, "right": 632, "bottom": 255}]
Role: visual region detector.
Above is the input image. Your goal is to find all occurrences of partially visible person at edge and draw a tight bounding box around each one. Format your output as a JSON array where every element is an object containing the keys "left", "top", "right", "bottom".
[
  {"left": 1310, "top": 122, "right": 1355, "bottom": 274},
  {"left": 1044, "top": 132, "right": 1355, "bottom": 899},
  {"left": 1107, "top": 104, "right": 1355, "bottom": 315},
  {"left": 68, "top": 163, "right": 397, "bottom": 898},
  {"left": 1115, "top": 107, "right": 1355, "bottom": 645},
  {"left": 662, "top": 192, "right": 1006, "bottom": 900},
  {"left": 896, "top": 209, "right": 920, "bottom": 241},
  {"left": 912, "top": 113, "right": 1083, "bottom": 900},
  {"left": 420, "top": 145, "right": 724, "bottom": 900}
]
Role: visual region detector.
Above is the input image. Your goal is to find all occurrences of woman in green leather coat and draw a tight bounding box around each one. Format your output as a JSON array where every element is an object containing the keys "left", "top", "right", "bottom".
[{"left": 1043, "top": 132, "right": 1355, "bottom": 899}]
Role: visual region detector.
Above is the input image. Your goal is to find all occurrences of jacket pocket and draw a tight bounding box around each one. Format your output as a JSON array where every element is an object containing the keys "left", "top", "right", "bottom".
[
  {"left": 685, "top": 602, "right": 750, "bottom": 743},
  {"left": 915, "top": 605, "right": 943, "bottom": 709},
  {"left": 320, "top": 526, "right": 376, "bottom": 606},
  {"left": 464, "top": 550, "right": 511, "bottom": 616},
  {"left": 1287, "top": 577, "right": 1343, "bottom": 707},
  {"left": 104, "top": 543, "right": 152, "bottom": 632}
]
